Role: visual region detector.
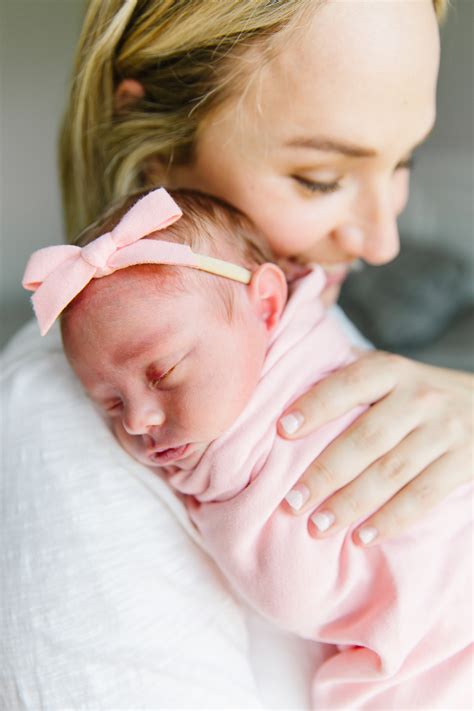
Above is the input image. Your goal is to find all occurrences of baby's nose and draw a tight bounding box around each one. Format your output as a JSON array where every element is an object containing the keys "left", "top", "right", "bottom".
[{"left": 122, "top": 402, "right": 165, "bottom": 436}]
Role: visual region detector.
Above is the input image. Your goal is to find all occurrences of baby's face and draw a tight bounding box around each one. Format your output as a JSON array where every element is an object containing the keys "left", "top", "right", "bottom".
[{"left": 64, "top": 276, "right": 269, "bottom": 470}]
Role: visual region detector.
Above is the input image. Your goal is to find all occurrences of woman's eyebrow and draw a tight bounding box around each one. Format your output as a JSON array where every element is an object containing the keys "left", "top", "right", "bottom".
[
  {"left": 284, "top": 136, "right": 377, "bottom": 158},
  {"left": 284, "top": 126, "right": 435, "bottom": 159}
]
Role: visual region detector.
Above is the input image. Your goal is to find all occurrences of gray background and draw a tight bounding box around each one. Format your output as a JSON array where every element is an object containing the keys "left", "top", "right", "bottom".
[{"left": 1, "top": 0, "right": 473, "bottom": 359}]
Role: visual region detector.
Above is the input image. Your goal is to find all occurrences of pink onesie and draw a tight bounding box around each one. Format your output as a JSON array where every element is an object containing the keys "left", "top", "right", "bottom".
[{"left": 164, "top": 269, "right": 473, "bottom": 709}]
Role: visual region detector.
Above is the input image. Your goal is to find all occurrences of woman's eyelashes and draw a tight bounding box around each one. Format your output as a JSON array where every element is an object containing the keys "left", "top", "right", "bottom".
[
  {"left": 396, "top": 156, "right": 415, "bottom": 171},
  {"left": 292, "top": 156, "right": 414, "bottom": 195},
  {"left": 293, "top": 175, "right": 342, "bottom": 194}
]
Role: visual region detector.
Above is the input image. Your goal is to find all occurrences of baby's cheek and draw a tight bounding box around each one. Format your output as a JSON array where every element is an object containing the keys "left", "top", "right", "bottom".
[
  {"left": 112, "top": 421, "right": 138, "bottom": 457},
  {"left": 175, "top": 386, "right": 228, "bottom": 441}
]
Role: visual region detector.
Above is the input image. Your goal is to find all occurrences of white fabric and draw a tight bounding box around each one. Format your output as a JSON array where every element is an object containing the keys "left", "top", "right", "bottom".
[
  {"left": 0, "top": 320, "right": 305, "bottom": 709},
  {"left": 1, "top": 313, "right": 368, "bottom": 710}
]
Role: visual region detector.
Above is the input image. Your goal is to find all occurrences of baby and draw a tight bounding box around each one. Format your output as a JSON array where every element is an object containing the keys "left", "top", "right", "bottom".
[{"left": 23, "top": 188, "right": 472, "bottom": 709}]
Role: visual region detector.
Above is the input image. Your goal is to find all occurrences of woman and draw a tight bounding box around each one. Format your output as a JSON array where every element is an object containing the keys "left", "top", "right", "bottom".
[
  {"left": 61, "top": 0, "right": 472, "bottom": 544},
  {"left": 3, "top": 1, "right": 471, "bottom": 707}
]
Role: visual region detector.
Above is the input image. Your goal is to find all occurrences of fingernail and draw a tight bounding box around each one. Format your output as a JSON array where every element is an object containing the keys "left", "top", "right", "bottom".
[
  {"left": 358, "top": 526, "right": 378, "bottom": 545},
  {"left": 311, "top": 510, "right": 335, "bottom": 532},
  {"left": 279, "top": 412, "right": 304, "bottom": 435},
  {"left": 284, "top": 484, "right": 310, "bottom": 511}
]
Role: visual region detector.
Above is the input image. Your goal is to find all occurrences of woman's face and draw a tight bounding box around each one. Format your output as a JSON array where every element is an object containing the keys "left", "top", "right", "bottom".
[{"left": 169, "top": 0, "right": 440, "bottom": 304}]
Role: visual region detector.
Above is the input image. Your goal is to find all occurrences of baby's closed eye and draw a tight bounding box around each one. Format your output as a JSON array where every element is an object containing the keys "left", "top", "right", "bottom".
[{"left": 148, "top": 364, "right": 177, "bottom": 389}]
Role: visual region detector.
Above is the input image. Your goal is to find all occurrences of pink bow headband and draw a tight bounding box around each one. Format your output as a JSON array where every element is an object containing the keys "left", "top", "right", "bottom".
[{"left": 22, "top": 188, "right": 252, "bottom": 335}]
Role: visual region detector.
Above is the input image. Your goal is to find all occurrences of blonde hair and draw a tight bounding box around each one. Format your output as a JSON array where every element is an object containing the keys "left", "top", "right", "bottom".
[{"left": 60, "top": 0, "right": 449, "bottom": 242}]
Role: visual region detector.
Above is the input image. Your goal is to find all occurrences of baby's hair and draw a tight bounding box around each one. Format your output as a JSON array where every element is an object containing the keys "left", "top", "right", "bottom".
[{"left": 63, "top": 188, "right": 276, "bottom": 326}]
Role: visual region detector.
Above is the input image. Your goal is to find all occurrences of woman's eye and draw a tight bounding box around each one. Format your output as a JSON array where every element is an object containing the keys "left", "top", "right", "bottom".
[{"left": 293, "top": 175, "right": 342, "bottom": 194}]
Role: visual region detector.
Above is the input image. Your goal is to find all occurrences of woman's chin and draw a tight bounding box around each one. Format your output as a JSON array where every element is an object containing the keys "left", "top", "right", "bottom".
[{"left": 320, "top": 283, "right": 342, "bottom": 308}]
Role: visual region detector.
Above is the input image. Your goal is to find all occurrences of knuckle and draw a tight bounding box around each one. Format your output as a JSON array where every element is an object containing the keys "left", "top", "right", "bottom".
[
  {"left": 413, "top": 384, "right": 442, "bottom": 410},
  {"left": 348, "top": 420, "right": 382, "bottom": 450},
  {"left": 410, "top": 478, "right": 438, "bottom": 508},
  {"left": 337, "top": 489, "right": 362, "bottom": 517},
  {"left": 443, "top": 412, "right": 466, "bottom": 444},
  {"left": 349, "top": 350, "right": 404, "bottom": 392},
  {"left": 343, "top": 361, "right": 367, "bottom": 390},
  {"left": 314, "top": 390, "right": 336, "bottom": 418},
  {"left": 308, "top": 459, "right": 338, "bottom": 492},
  {"left": 377, "top": 452, "right": 407, "bottom": 483},
  {"left": 378, "top": 351, "right": 406, "bottom": 372}
]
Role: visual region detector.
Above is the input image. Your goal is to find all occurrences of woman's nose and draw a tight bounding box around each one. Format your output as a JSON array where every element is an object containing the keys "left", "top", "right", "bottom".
[
  {"left": 336, "top": 185, "right": 401, "bottom": 265},
  {"left": 122, "top": 399, "right": 165, "bottom": 435}
]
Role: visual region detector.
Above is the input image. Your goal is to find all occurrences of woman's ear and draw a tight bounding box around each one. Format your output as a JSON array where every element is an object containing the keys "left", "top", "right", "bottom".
[
  {"left": 115, "top": 79, "right": 145, "bottom": 110},
  {"left": 247, "top": 263, "right": 288, "bottom": 333}
]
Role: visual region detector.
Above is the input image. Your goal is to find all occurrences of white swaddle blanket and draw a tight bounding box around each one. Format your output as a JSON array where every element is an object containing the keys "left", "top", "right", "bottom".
[
  {"left": 0, "top": 321, "right": 316, "bottom": 709},
  {"left": 1, "top": 309, "right": 369, "bottom": 710}
]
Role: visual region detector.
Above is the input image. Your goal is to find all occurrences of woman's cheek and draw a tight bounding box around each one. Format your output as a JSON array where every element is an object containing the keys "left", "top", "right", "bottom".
[
  {"left": 393, "top": 171, "right": 410, "bottom": 216},
  {"left": 257, "top": 209, "right": 320, "bottom": 256},
  {"left": 318, "top": 279, "right": 335, "bottom": 302}
]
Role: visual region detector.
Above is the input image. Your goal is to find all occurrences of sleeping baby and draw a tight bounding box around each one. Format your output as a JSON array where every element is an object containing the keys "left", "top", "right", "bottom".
[{"left": 23, "top": 188, "right": 472, "bottom": 709}]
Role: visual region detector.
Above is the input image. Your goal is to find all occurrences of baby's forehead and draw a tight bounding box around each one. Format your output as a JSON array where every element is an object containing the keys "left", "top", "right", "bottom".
[
  {"left": 62, "top": 273, "right": 188, "bottom": 361},
  {"left": 63, "top": 261, "right": 230, "bottom": 338},
  {"left": 65, "top": 264, "right": 185, "bottom": 314}
]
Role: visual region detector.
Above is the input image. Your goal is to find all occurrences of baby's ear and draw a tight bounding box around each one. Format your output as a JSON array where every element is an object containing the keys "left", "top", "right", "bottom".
[{"left": 247, "top": 263, "right": 287, "bottom": 332}]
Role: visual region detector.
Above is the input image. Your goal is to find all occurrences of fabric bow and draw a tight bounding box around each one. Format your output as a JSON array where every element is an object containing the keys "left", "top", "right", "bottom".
[
  {"left": 23, "top": 188, "right": 252, "bottom": 336},
  {"left": 22, "top": 189, "right": 182, "bottom": 335}
]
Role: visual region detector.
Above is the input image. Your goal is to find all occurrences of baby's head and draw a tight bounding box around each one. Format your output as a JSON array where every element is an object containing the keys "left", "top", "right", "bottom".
[{"left": 60, "top": 189, "right": 288, "bottom": 470}]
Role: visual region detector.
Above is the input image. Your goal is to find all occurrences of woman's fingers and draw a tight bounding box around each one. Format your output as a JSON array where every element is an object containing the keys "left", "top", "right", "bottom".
[
  {"left": 280, "top": 351, "right": 474, "bottom": 543},
  {"left": 306, "top": 423, "right": 448, "bottom": 540},
  {"left": 352, "top": 446, "right": 471, "bottom": 545},
  {"left": 278, "top": 350, "right": 399, "bottom": 438},
  {"left": 284, "top": 389, "right": 421, "bottom": 513}
]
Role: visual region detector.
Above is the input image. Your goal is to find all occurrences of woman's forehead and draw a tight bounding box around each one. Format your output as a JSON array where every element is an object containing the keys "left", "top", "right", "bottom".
[{"left": 209, "top": 0, "right": 439, "bottom": 154}]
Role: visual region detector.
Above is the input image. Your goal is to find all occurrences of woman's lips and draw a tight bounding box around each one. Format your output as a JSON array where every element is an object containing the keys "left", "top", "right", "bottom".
[
  {"left": 320, "top": 260, "right": 362, "bottom": 289},
  {"left": 149, "top": 443, "right": 191, "bottom": 464}
]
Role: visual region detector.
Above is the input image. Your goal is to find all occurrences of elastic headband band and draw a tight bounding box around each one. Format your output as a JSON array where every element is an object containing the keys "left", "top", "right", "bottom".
[{"left": 22, "top": 188, "right": 253, "bottom": 335}]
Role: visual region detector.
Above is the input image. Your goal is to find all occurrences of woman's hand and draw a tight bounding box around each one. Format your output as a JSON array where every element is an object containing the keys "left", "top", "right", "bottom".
[{"left": 278, "top": 351, "right": 473, "bottom": 546}]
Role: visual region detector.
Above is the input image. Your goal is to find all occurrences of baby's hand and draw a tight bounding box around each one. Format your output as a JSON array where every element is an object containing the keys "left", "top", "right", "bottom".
[{"left": 278, "top": 350, "right": 473, "bottom": 546}]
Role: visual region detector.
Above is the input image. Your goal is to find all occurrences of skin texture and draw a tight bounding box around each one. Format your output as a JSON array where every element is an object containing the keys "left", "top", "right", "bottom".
[
  {"left": 63, "top": 265, "right": 287, "bottom": 472},
  {"left": 122, "top": 0, "right": 473, "bottom": 544},
  {"left": 170, "top": 0, "right": 437, "bottom": 304}
]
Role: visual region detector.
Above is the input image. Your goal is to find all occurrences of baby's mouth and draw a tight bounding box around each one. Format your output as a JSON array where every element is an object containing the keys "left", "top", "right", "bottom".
[{"left": 149, "top": 443, "right": 191, "bottom": 464}]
